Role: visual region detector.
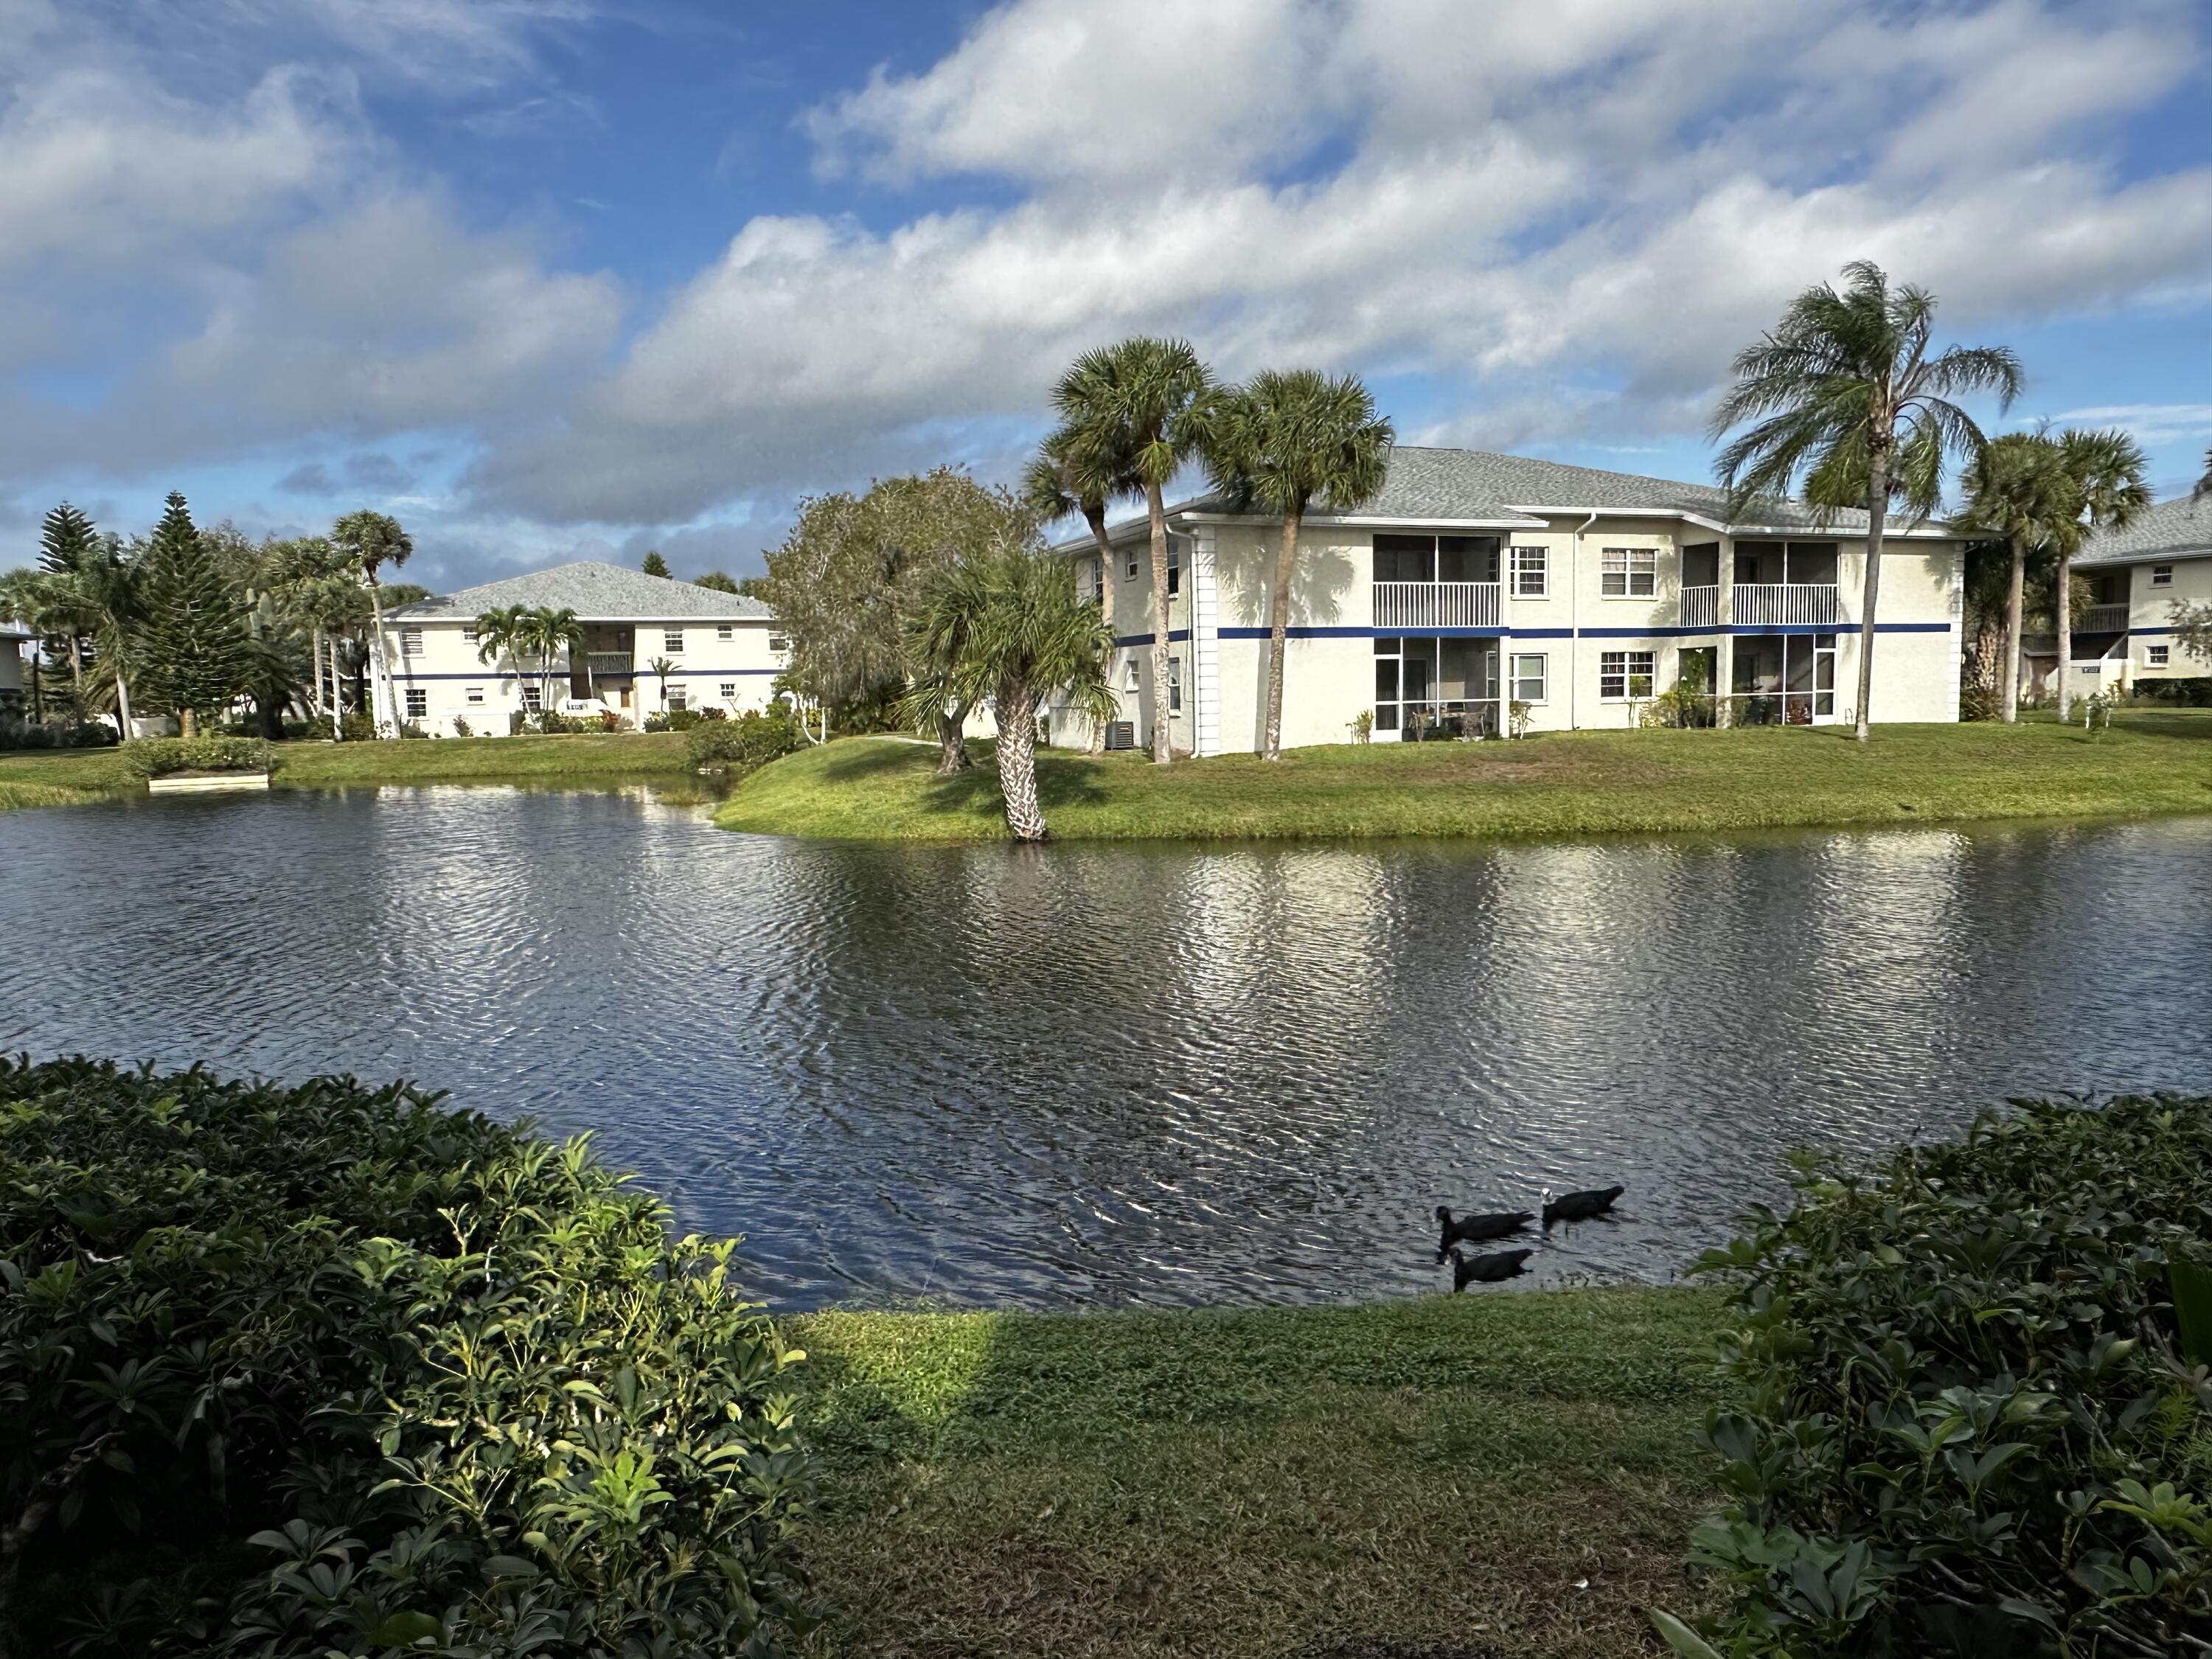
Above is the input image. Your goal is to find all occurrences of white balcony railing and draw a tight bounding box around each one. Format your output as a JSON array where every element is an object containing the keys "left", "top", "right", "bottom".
[
  {"left": 1733, "top": 583, "right": 1842, "bottom": 627},
  {"left": 1373, "top": 581, "right": 1500, "bottom": 630},
  {"left": 585, "top": 652, "right": 633, "bottom": 676},
  {"left": 2076, "top": 603, "right": 2129, "bottom": 633},
  {"left": 1680, "top": 585, "right": 1719, "bottom": 628}
]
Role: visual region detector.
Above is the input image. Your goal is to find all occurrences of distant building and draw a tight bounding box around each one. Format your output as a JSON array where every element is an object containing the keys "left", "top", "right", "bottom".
[
  {"left": 1053, "top": 446, "right": 1967, "bottom": 753},
  {"left": 2025, "top": 493, "right": 2210, "bottom": 700},
  {"left": 383, "top": 562, "right": 786, "bottom": 734},
  {"left": 0, "top": 620, "right": 27, "bottom": 712}
]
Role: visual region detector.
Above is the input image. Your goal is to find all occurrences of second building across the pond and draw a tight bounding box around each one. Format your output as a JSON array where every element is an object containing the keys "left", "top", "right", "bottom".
[{"left": 1054, "top": 445, "right": 1969, "bottom": 752}]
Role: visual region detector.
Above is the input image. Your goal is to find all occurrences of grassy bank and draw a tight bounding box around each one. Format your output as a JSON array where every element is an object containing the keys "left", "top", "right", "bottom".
[
  {"left": 717, "top": 709, "right": 2212, "bottom": 843},
  {"left": 0, "top": 731, "right": 695, "bottom": 810},
  {"left": 787, "top": 1287, "right": 1728, "bottom": 1659}
]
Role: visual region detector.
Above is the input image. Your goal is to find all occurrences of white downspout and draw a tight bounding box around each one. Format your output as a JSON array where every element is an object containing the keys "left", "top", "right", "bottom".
[{"left": 1569, "top": 511, "right": 1597, "bottom": 731}]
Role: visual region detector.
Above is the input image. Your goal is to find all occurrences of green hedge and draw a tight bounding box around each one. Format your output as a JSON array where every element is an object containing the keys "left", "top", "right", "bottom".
[
  {"left": 1668, "top": 1095, "right": 2212, "bottom": 1658},
  {"left": 685, "top": 706, "right": 804, "bottom": 770},
  {"left": 118, "top": 736, "right": 274, "bottom": 779},
  {"left": 0, "top": 1057, "right": 815, "bottom": 1657}
]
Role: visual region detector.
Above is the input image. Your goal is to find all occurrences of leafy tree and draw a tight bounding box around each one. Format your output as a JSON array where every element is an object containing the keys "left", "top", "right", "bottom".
[
  {"left": 0, "top": 568, "right": 58, "bottom": 721},
  {"left": 2046, "top": 428, "right": 2150, "bottom": 720},
  {"left": 1050, "top": 338, "right": 1217, "bottom": 763},
  {"left": 1959, "top": 434, "right": 2071, "bottom": 723},
  {"left": 135, "top": 493, "right": 251, "bottom": 738},
  {"left": 266, "top": 536, "right": 365, "bottom": 737},
  {"left": 330, "top": 510, "right": 413, "bottom": 737},
  {"left": 1200, "top": 369, "right": 1393, "bottom": 759},
  {"left": 693, "top": 570, "right": 741, "bottom": 594},
  {"left": 1712, "top": 262, "right": 2020, "bottom": 740},
  {"left": 901, "top": 546, "right": 1116, "bottom": 841},
  {"left": 641, "top": 549, "right": 670, "bottom": 577},
  {"left": 1023, "top": 422, "right": 1140, "bottom": 754},
  {"left": 2171, "top": 598, "right": 2212, "bottom": 665}
]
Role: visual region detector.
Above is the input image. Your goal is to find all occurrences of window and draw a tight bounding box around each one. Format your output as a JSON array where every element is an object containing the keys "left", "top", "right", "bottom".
[
  {"left": 461, "top": 627, "right": 477, "bottom": 644},
  {"left": 521, "top": 684, "right": 542, "bottom": 712},
  {"left": 1168, "top": 655, "right": 1182, "bottom": 712},
  {"left": 1168, "top": 540, "right": 1182, "bottom": 597},
  {"left": 1080, "top": 557, "right": 1103, "bottom": 602},
  {"left": 1126, "top": 553, "right": 1139, "bottom": 581},
  {"left": 662, "top": 629, "right": 684, "bottom": 653},
  {"left": 2152, "top": 564, "right": 2173, "bottom": 587},
  {"left": 398, "top": 627, "right": 423, "bottom": 657},
  {"left": 465, "top": 686, "right": 484, "bottom": 705},
  {"left": 2080, "top": 664, "right": 2100, "bottom": 676},
  {"left": 719, "top": 681, "right": 737, "bottom": 698},
  {"left": 769, "top": 636, "right": 789, "bottom": 653},
  {"left": 717, "top": 624, "right": 733, "bottom": 640},
  {"left": 1509, "top": 653, "right": 1547, "bottom": 703},
  {"left": 403, "top": 687, "right": 427, "bottom": 719},
  {"left": 1124, "top": 659, "right": 1140, "bottom": 692},
  {"left": 1599, "top": 650, "right": 1655, "bottom": 700},
  {"left": 668, "top": 686, "right": 689, "bottom": 711},
  {"left": 2147, "top": 644, "right": 2169, "bottom": 667},
  {"left": 1601, "top": 548, "right": 1656, "bottom": 597},
  {"left": 1511, "top": 546, "right": 1548, "bottom": 597}
]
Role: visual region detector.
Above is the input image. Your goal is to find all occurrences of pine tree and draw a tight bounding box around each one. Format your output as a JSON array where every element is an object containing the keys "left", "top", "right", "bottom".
[
  {"left": 136, "top": 492, "right": 251, "bottom": 737},
  {"left": 38, "top": 502, "right": 100, "bottom": 710},
  {"left": 38, "top": 501, "right": 97, "bottom": 574},
  {"left": 641, "top": 550, "right": 670, "bottom": 577}
]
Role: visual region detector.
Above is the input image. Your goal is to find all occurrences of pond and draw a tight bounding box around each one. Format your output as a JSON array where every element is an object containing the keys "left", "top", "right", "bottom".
[{"left": 4, "top": 785, "right": 2209, "bottom": 1309}]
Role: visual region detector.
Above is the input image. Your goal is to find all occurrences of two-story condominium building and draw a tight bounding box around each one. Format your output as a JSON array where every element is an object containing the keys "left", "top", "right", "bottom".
[
  {"left": 2025, "top": 493, "right": 2211, "bottom": 702},
  {"left": 382, "top": 563, "right": 786, "bottom": 735},
  {"left": 1055, "top": 447, "right": 1966, "bottom": 754}
]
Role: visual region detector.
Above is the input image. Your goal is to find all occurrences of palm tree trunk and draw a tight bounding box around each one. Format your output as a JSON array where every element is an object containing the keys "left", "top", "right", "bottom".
[
  {"left": 27, "top": 652, "right": 41, "bottom": 723},
  {"left": 112, "top": 654, "right": 133, "bottom": 738},
  {"left": 65, "top": 635, "right": 83, "bottom": 720},
  {"left": 1144, "top": 478, "right": 1174, "bottom": 765},
  {"left": 1263, "top": 507, "right": 1301, "bottom": 760},
  {"left": 2001, "top": 536, "right": 2024, "bottom": 724},
  {"left": 365, "top": 578, "right": 394, "bottom": 737},
  {"left": 179, "top": 706, "right": 197, "bottom": 740},
  {"left": 2055, "top": 552, "right": 2073, "bottom": 723},
  {"left": 936, "top": 707, "right": 971, "bottom": 774},
  {"left": 1854, "top": 448, "right": 1890, "bottom": 742},
  {"left": 995, "top": 690, "right": 1048, "bottom": 841},
  {"left": 1085, "top": 507, "right": 1116, "bottom": 757}
]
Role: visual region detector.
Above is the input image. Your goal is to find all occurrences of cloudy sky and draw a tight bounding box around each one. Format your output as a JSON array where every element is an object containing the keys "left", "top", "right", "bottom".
[{"left": 7, "top": 0, "right": 2208, "bottom": 591}]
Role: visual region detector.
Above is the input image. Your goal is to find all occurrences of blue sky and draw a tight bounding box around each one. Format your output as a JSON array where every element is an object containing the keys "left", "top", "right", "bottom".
[{"left": 5, "top": 0, "right": 2208, "bottom": 591}]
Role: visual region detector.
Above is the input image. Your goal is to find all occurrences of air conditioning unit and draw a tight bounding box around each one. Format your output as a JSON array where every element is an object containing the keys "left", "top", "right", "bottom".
[{"left": 1104, "top": 720, "right": 1136, "bottom": 751}]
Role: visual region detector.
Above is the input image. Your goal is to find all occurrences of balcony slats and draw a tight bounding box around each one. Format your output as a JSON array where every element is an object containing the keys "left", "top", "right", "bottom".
[
  {"left": 1732, "top": 583, "right": 1842, "bottom": 627},
  {"left": 1680, "top": 585, "right": 1719, "bottom": 628},
  {"left": 1372, "top": 582, "right": 1499, "bottom": 629},
  {"left": 2076, "top": 603, "right": 2129, "bottom": 634}
]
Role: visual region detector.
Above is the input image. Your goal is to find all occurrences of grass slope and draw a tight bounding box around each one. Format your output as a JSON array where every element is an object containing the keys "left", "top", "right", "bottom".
[
  {"left": 0, "top": 733, "right": 695, "bottom": 811},
  {"left": 787, "top": 1289, "right": 1728, "bottom": 1659},
  {"left": 717, "top": 711, "right": 2212, "bottom": 844}
]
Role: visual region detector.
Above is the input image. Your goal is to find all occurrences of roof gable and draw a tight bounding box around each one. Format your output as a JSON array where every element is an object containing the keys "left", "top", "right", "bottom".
[
  {"left": 2074, "top": 494, "right": 2212, "bottom": 568},
  {"left": 386, "top": 561, "right": 772, "bottom": 622}
]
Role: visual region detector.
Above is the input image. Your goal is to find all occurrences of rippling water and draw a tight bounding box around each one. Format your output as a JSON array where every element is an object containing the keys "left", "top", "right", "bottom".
[{"left": 4, "top": 784, "right": 2209, "bottom": 1309}]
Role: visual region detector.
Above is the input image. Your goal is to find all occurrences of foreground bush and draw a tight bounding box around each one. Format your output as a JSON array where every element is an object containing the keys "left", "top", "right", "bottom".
[
  {"left": 119, "top": 736, "right": 274, "bottom": 778},
  {"left": 1672, "top": 1095, "right": 2212, "bottom": 1657},
  {"left": 685, "top": 705, "right": 804, "bottom": 770},
  {"left": 0, "top": 1057, "right": 814, "bottom": 1657}
]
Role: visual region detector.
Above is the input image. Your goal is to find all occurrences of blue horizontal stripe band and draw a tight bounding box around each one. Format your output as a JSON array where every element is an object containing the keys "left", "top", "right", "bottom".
[
  {"left": 1111, "top": 623, "right": 1952, "bottom": 644},
  {"left": 396, "top": 667, "right": 779, "bottom": 681}
]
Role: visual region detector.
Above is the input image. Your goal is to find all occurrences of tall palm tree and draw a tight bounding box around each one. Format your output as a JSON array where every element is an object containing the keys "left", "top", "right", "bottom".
[
  {"left": 473, "top": 605, "right": 534, "bottom": 728},
  {"left": 1711, "top": 261, "right": 2021, "bottom": 740},
  {"left": 1023, "top": 422, "right": 1140, "bottom": 755},
  {"left": 2049, "top": 428, "right": 2151, "bottom": 721},
  {"left": 530, "top": 606, "right": 585, "bottom": 718},
  {"left": 1200, "top": 370, "right": 1394, "bottom": 760},
  {"left": 1960, "top": 434, "right": 2070, "bottom": 723},
  {"left": 1051, "top": 337, "right": 1215, "bottom": 763},
  {"left": 2194, "top": 447, "right": 2212, "bottom": 501},
  {"left": 330, "top": 510, "right": 413, "bottom": 737},
  {"left": 648, "top": 655, "right": 675, "bottom": 716},
  {"left": 901, "top": 546, "right": 1118, "bottom": 842}
]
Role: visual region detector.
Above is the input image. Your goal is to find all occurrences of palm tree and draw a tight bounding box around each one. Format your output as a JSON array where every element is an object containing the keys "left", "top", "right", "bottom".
[
  {"left": 330, "top": 510, "right": 413, "bottom": 737},
  {"left": 0, "top": 568, "right": 56, "bottom": 721},
  {"left": 1051, "top": 337, "right": 1215, "bottom": 763},
  {"left": 901, "top": 547, "right": 1118, "bottom": 842},
  {"left": 2194, "top": 447, "right": 2211, "bottom": 501},
  {"left": 530, "top": 606, "right": 585, "bottom": 717},
  {"left": 1711, "top": 261, "right": 2021, "bottom": 740},
  {"left": 648, "top": 655, "right": 675, "bottom": 715},
  {"left": 2049, "top": 428, "right": 2150, "bottom": 721},
  {"left": 1200, "top": 370, "right": 1394, "bottom": 759},
  {"left": 473, "top": 605, "right": 534, "bottom": 728},
  {"left": 1960, "top": 434, "right": 2070, "bottom": 723},
  {"left": 1023, "top": 422, "right": 1140, "bottom": 755}
]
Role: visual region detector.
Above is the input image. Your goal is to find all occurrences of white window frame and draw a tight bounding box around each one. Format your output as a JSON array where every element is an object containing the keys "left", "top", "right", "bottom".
[
  {"left": 1511, "top": 546, "right": 1548, "bottom": 597},
  {"left": 465, "top": 686, "right": 484, "bottom": 705},
  {"left": 1600, "top": 548, "right": 1657, "bottom": 599},
  {"left": 1167, "top": 539, "right": 1182, "bottom": 597},
  {"left": 667, "top": 685, "right": 689, "bottom": 711},
  {"left": 2151, "top": 564, "right": 2173, "bottom": 588},
  {"left": 1123, "top": 659, "right": 1140, "bottom": 692},
  {"left": 662, "top": 628, "right": 684, "bottom": 654},
  {"left": 717, "top": 624, "right": 733, "bottom": 640},
  {"left": 1509, "top": 653, "right": 1548, "bottom": 703},
  {"left": 403, "top": 687, "right": 428, "bottom": 719},
  {"left": 1125, "top": 552, "right": 1139, "bottom": 582},
  {"left": 461, "top": 627, "right": 477, "bottom": 645},
  {"left": 1599, "top": 650, "right": 1655, "bottom": 700},
  {"left": 719, "top": 681, "right": 737, "bottom": 698},
  {"left": 521, "top": 684, "right": 542, "bottom": 712},
  {"left": 1167, "top": 655, "right": 1182, "bottom": 712},
  {"left": 2146, "top": 644, "right": 2169, "bottom": 667},
  {"left": 769, "top": 635, "right": 789, "bottom": 653},
  {"left": 399, "top": 627, "right": 424, "bottom": 657}
]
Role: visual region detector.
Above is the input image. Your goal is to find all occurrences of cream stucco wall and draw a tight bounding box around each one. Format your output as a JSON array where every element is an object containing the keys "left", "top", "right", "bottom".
[{"left": 2124, "top": 552, "right": 2211, "bottom": 680}]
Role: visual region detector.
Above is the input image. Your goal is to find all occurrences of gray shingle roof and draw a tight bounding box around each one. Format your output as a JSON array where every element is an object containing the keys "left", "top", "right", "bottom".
[
  {"left": 1152, "top": 445, "right": 1938, "bottom": 537},
  {"left": 386, "top": 561, "right": 771, "bottom": 622},
  {"left": 2073, "top": 495, "right": 2212, "bottom": 569}
]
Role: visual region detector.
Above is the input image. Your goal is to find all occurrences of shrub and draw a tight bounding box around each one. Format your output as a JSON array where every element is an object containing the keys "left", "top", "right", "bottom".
[
  {"left": 1671, "top": 1094, "right": 2212, "bottom": 1657},
  {"left": 1959, "top": 680, "right": 2003, "bottom": 722},
  {"left": 2135, "top": 677, "right": 2212, "bottom": 707},
  {"left": 339, "top": 711, "right": 378, "bottom": 742},
  {"left": 0, "top": 1057, "right": 816, "bottom": 1657},
  {"left": 0, "top": 717, "right": 118, "bottom": 751},
  {"left": 686, "top": 704, "right": 804, "bottom": 770},
  {"left": 118, "top": 735, "right": 274, "bottom": 778}
]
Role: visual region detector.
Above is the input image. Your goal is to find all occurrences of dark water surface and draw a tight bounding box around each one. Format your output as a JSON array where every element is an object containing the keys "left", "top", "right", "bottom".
[{"left": 4, "top": 785, "right": 2209, "bottom": 1309}]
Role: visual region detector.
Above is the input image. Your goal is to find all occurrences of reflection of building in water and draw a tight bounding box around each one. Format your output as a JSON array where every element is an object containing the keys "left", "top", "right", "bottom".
[{"left": 1172, "top": 848, "right": 1393, "bottom": 1029}]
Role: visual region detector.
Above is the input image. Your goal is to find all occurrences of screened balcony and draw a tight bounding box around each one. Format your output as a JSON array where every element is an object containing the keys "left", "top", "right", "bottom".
[{"left": 1372, "top": 531, "right": 1502, "bottom": 631}]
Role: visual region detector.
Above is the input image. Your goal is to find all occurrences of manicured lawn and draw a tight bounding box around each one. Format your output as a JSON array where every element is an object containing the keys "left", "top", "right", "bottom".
[
  {"left": 0, "top": 732, "right": 696, "bottom": 811},
  {"left": 716, "top": 709, "right": 2212, "bottom": 843},
  {"left": 786, "top": 1288, "right": 1728, "bottom": 1659}
]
